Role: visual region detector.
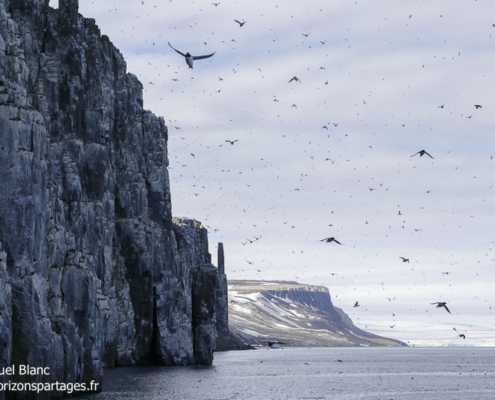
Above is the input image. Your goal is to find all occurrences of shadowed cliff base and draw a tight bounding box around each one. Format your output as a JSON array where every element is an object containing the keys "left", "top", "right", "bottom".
[{"left": 228, "top": 280, "right": 407, "bottom": 347}]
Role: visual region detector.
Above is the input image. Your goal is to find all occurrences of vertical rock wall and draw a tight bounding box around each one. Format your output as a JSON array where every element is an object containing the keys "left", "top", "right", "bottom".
[
  {"left": 171, "top": 218, "right": 220, "bottom": 366},
  {"left": 0, "top": 0, "right": 229, "bottom": 396},
  {"left": 0, "top": 245, "right": 12, "bottom": 391},
  {"left": 216, "top": 243, "right": 228, "bottom": 338}
]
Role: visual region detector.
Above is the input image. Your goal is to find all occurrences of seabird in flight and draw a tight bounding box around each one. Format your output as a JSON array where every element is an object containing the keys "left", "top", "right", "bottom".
[
  {"left": 234, "top": 19, "right": 247, "bottom": 27},
  {"left": 289, "top": 76, "right": 301, "bottom": 83},
  {"left": 168, "top": 42, "right": 215, "bottom": 69},
  {"left": 353, "top": 302, "right": 360, "bottom": 307},
  {"left": 411, "top": 150, "right": 434, "bottom": 158},
  {"left": 320, "top": 237, "right": 342, "bottom": 244},
  {"left": 264, "top": 341, "right": 286, "bottom": 348},
  {"left": 431, "top": 302, "right": 451, "bottom": 313},
  {"left": 399, "top": 257, "right": 409, "bottom": 263},
  {"left": 225, "top": 140, "right": 238, "bottom": 145}
]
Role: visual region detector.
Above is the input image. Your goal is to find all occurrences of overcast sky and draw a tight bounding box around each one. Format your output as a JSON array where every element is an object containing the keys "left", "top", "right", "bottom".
[{"left": 52, "top": 0, "right": 494, "bottom": 345}]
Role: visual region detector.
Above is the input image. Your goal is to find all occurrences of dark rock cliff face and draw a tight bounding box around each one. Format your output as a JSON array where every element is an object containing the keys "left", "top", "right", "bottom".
[
  {"left": 215, "top": 243, "right": 228, "bottom": 339},
  {"left": 0, "top": 0, "right": 228, "bottom": 397}
]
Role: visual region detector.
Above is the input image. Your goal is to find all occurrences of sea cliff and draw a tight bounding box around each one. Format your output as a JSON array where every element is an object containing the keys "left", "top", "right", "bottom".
[{"left": 0, "top": 0, "right": 228, "bottom": 397}]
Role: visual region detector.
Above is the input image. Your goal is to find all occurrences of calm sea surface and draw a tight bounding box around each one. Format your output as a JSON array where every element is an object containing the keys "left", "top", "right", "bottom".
[{"left": 78, "top": 347, "right": 495, "bottom": 400}]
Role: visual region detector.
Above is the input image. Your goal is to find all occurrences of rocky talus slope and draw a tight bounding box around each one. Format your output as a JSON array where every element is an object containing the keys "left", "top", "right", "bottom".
[
  {"left": 228, "top": 280, "right": 407, "bottom": 347},
  {"left": 0, "top": 0, "right": 229, "bottom": 397}
]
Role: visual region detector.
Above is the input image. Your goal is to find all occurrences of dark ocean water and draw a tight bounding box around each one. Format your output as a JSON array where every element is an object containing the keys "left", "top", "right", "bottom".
[{"left": 78, "top": 347, "right": 495, "bottom": 400}]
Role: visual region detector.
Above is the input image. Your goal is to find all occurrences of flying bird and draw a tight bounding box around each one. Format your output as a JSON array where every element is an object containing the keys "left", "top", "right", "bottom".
[
  {"left": 353, "top": 302, "right": 360, "bottom": 307},
  {"left": 459, "top": 334, "right": 466, "bottom": 339},
  {"left": 431, "top": 302, "right": 451, "bottom": 314},
  {"left": 320, "top": 237, "right": 342, "bottom": 245},
  {"left": 411, "top": 150, "right": 434, "bottom": 158},
  {"left": 474, "top": 105, "right": 482, "bottom": 109},
  {"left": 212, "top": 2, "right": 220, "bottom": 5},
  {"left": 264, "top": 341, "right": 286, "bottom": 347},
  {"left": 234, "top": 20, "right": 247, "bottom": 27},
  {"left": 399, "top": 257, "right": 409, "bottom": 263},
  {"left": 288, "top": 76, "right": 301, "bottom": 83},
  {"left": 225, "top": 140, "right": 238, "bottom": 145},
  {"left": 168, "top": 42, "right": 215, "bottom": 69}
]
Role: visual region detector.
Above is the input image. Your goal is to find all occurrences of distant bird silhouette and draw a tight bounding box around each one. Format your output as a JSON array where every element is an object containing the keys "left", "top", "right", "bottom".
[
  {"left": 459, "top": 334, "right": 466, "bottom": 339},
  {"left": 234, "top": 20, "right": 247, "bottom": 27},
  {"left": 353, "top": 302, "right": 360, "bottom": 307},
  {"left": 264, "top": 341, "right": 286, "bottom": 347},
  {"left": 212, "top": 2, "right": 220, "bottom": 5},
  {"left": 302, "top": 33, "right": 310, "bottom": 37},
  {"left": 337, "top": 359, "right": 343, "bottom": 363},
  {"left": 320, "top": 237, "right": 342, "bottom": 245},
  {"left": 225, "top": 140, "right": 238, "bottom": 145},
  {"left": 399, "top": 257, "right": 409, "bottom": 263},
  {"left": 289, "top": 76, "right": 301, "bottom": 83},
  {"left": 474, "top": 105, "right": 482, "bottom": 109},
  {"left": 431, "top": 302, "right": 451, "bottom": 313},
  {"left": 168, "top": 42, "right": 215, "bottom": 69},
  {"left": 390, "top": 325, "right": 395, "bottom": 328},
  {"left": 411, "top": 150, "right": 434, "bottom": 158},
  {"left": 438, "top": 104, "right": 445, "bottom": 108}
]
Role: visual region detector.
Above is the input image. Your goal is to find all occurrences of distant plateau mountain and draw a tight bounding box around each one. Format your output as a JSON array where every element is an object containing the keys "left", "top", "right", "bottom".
[{"left": 228, "top": 280, "right": 407, "bottom": 347}]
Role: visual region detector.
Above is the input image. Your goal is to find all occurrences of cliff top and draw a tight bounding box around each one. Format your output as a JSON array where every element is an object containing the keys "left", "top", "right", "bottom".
[{"left": 228, "top": 279, "right": 329, "bottom": 294}]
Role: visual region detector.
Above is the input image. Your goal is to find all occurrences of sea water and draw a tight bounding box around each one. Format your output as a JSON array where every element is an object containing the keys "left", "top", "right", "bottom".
[{"left": 78, "top": 347, "right": 495, "bottom": 400}]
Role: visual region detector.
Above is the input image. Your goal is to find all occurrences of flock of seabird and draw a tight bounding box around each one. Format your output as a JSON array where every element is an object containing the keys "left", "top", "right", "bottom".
[{"left": 155, "top": 2, "right": 491, "bottom": 345}]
